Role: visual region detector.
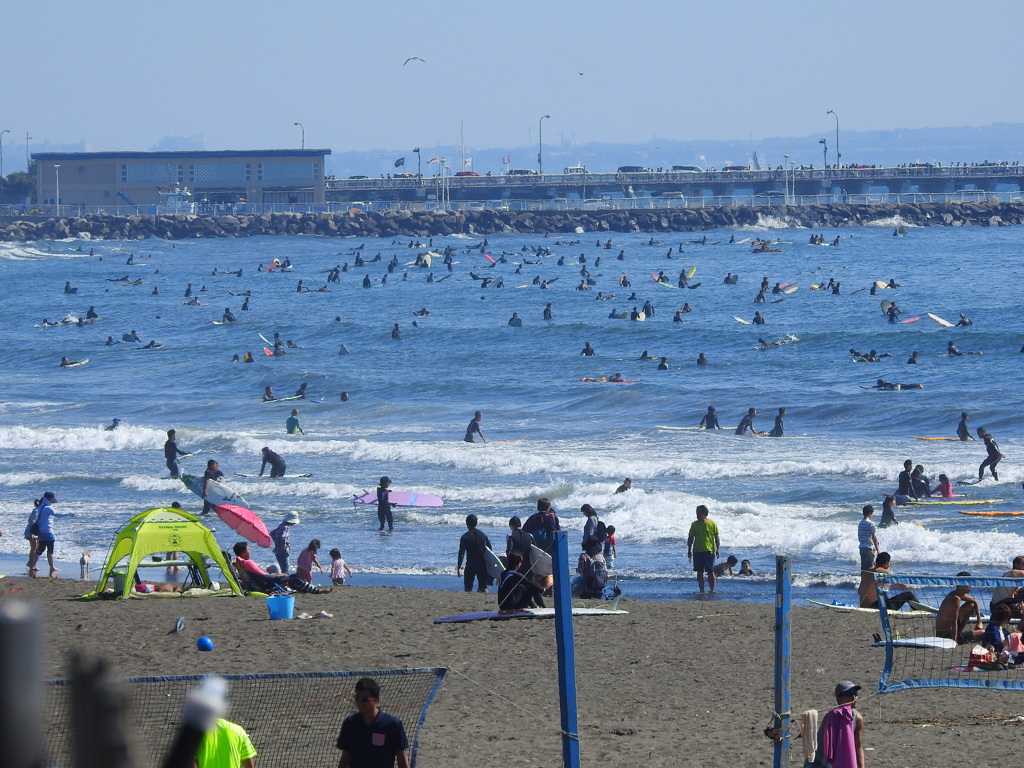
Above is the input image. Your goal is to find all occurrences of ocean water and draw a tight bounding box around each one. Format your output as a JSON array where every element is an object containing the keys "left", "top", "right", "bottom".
[{"left": 1, "top": 217, "right": 1022, "bottom": 604}]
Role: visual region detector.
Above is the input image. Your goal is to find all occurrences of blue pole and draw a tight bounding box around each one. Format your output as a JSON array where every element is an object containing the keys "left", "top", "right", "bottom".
[
  {"left": 773, "top": 555, "right": 791, "bottom": 768},
  {"left": 550, "top": 530, "right": 581, "bottom": 768}
]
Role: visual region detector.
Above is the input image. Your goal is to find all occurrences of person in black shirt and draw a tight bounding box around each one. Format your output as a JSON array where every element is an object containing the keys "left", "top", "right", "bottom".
[
  {"left": 768, "top": 407, "right": 786, "bottom": 437},
  {"left": 164, "top": 429, "right": 189, "bottom": 478},
  {"left": 699, "top": 406, "right": 721, "bottom": 429},
  {"left": 978, "top": 428, "right": 1005, "bottom": 482},
  {"left": 896, "top": 459, "right": 917, "bottom": 500},
  {"left": 259, "top": 447, "right": 286, "bottom": 478},
  {"left": 376, "top": 476, "right": 394, "bottom": 531},
  {"left": 336, "top": 677, "right": 409, "bottom": 768},
  {"left": 464, "top": 411, "right": 486, "bottom": 443},
  {"left": 201, "top": 459, "right": 225, "bottom": 515},
  {"left": 498, "top": 551, "right": 546, "bottom": 610},
  {"left": 457, "top": 514, "right": 493, "bottom": 593},
  {"left": 957, "top": 412, "right": 975, "bottom": 441}
]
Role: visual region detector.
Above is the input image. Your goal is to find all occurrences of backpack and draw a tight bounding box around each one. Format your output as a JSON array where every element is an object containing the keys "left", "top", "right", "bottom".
[
  {"left": 523, "top": 512, "right": 552, "bottom": 550},
  {"left": 592, "top": 520, "right": 608, "bottom": 545},
  {"left": 584, "top": 557, "right": 609, "bottom": 594}
]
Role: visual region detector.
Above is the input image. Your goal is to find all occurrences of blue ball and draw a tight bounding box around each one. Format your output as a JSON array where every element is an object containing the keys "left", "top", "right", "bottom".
[{"left": 197, "top": 636, "right": 214, "bottom": 652}]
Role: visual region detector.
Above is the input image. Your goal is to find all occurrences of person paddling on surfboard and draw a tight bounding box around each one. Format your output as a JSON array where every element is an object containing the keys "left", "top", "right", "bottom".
[{"left": 464, "top": 411, "right": 487, "bottom": 443}]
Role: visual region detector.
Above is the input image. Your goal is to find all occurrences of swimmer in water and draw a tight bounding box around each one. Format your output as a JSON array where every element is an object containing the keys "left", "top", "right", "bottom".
[
  {"left": 263, "top": 386, "right": 275, "bottom": 402},
  {"left": 638, "top": 350, "right": 656, "bottom": 360},
  {"left": 696, "top": 353, "right": 708, "bottom": 365},
  {"left": 700, "top": 406, "right": 721, "bottom": 429},
  {"left": 581, "top": 342, "right": 596, "bottom": 356},
  {"left": 768, "top": 407, "right": 786, "bottom": 437}
]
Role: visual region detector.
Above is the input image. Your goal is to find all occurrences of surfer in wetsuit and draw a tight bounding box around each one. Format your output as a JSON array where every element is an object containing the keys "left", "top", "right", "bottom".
[
  {"left": 104, "top": 418, "right": 121, "bottom": 431},
  {"left": 736, "top": 408, "right": 759, "bottom": 436},
  {"left": 259, "top": 447, "right": 287, "bottom": 478},
  {"left": 464, "top": 411, "right": 486, "bottom": 443},
  {"left": 700, "top": 406, "right": 722, "bottom": 429},
  {"left": 768, "top": 407, "right": 786, "bottom": 437},
  {"left": 85, "top": 306, "right": 98, "bottom": 319},
  {"left": 956, "top": 313, "right": 973, "bottom": 327},
  {"left": 376, "top": 476, "right": 395, "bottom": 531},
  {"left": 977, "top": 428, "right": 1005, "bottom": 482},
  {"left": 886, "top": 303, "right": 902, "bottom": 323},
  {"left": 263, "top": 386, "right": 275, "bottom": 402},
  {"left": 581, "top": 342, "right": 596, "bottom": 356},
  {"left": 164, "top": 429, "right": 189, "bottom": 479},
  {"left": 895, "top": 459, "right": 917, "bottom": 501},
  {"left": 286, "top": 408, "right": 304, "bottom": 435},
  {"left": 222, "top": 308, "right": 235, "bottom": 323},
  {"left": 956, "top": 412, "right": 975, "bottom": 441},
  {"left": 497, "top": 550, "right": 545, "bottom": 609},
  {"left": 201, "top": 460, "right": 225, "bottom": 515},
  {"left": 946, "top": 341, "right": 963, "bottom": 357},
  {"left": 543, "top": 303, "right": 552, "bottom": 320}
]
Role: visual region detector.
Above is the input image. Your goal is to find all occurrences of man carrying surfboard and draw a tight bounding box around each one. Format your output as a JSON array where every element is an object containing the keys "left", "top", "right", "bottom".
[
  {"left": 202, "top": 460, "right": 225, "bottom": 515},
  {"left": 163, "top": 429, "right": 192, "bottom": 479}
]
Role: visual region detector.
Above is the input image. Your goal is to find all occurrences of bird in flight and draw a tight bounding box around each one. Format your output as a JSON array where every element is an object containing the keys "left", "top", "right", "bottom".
[{"left": 404, "top": 57, "right": 426, "bottom": 66}]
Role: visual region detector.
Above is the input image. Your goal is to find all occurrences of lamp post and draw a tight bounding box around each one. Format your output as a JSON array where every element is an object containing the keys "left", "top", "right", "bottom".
[
  {"left": 782, "top": 154, "right": 790, "bottom": 205},
  {"left": 538, "top": 114, "right": 550, "bottom": 175},
  {"left": 53, "top": 163, "right": 61, "bottom": 217},
  {"left": 413, "top": 147, "right": 421, "bottom": 187},
  {"left": 818, "top": 138, "right": 827, "bottom": 169},
  {"left": 788, "top": 159, "right": 796, "bottom": 205},
  {"left": 0, "top": 129, "right": 9, "bottom": 195},
  {"left": 826, "top": 110, "right": 840, "bottom": 169},
  {"left": 293, "top": 122, "right": 305, "bottom": 150},
  {"left": 24, "top": 132, "right": 31, "bottom": 169}
]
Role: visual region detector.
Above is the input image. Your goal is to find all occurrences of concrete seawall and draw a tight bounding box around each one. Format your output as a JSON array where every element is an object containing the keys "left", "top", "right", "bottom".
[{"left": 2, "top": 200, "right": 1021, "bottom": 241}]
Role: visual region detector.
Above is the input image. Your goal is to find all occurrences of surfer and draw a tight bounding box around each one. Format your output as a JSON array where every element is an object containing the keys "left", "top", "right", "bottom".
[
  {"left": 907, "top": 351, "right": 919, "bottom": 364},
  {"left": 878, "top": 495, "right": 899, "bottom": 528},
  {"left": 122, "top": 330, "right": 141, "bottom": 343},
  {"left": 457, "top": 514, "right": 493, "bottom": 593},
  {"left": 59, "top": 357, "right": 81, "bottom": 367},
  {"left": 412, "top": 307, "right": 430, "bottom": 316},
  {"left": 736, "top": 407, "right": 759, "bottom": 436},
  {"left": 164, "top": 429, "right": 190, "bottom": 479},
  {"left": 259, "top": 447, "right": 287, "bottom": 478},
  {"left": 700, "top": 406, "right": 722, "bottom": 429},
  {"left": 946, "top": 341, "right": 963, "bottom": 357},
  {"left": 752, "top": 311, "right": 766, "bottom": 325},
  {"left": 977, "top": 427, "right": 1005, "bottom": 482},
  {"left": 376, "top": 476, "right": 395, "bottom": 531},
  {"left": 286, "top": 409, "right": 304, "bottom": 435},
  {"left": 696, "top": 353, "right": 708, "bottom": 365},
  {"left": 895, "top": 459, "right": 917, "bottom": 501},
  {"left": 63, "top": 281, "right": 77, "bottom": 294},
  {"left": 580, "top": 342, "right": 596, "bottom": 356},
  {"left": 955, "top": 313, "right": 973, "bottom": 326},
  {"left": 886, "top": 303, "right": 902, "bottom": 323},
  {"left": 931, "top": 473, "right": 954, "bottom": 498},
  {"left": 222, "top": 308, "right": 236, "bottom": 323},
  {"left": 85, "top": 306, "right": 98, "bottom": 319},
  {"left": 391, "top": 323, "right": 401, "bottom": 340},
  {"left": 263, "top": 386, "right": 275, "bottom": 402},
  {"left": 497, "top": 550, "right": 546, "bottom": 609},
  {"left": 614, "top": 478, "right": 632, "bottom": 494},
  {"left": 464, "top": 411, "right": 486, "bottom": 443},
  {"left": 657, "top": 357, "right": 669, "bottom": 370},
  {"left": 201, "top": 459, "right": 224, "bottom": 515},
  {"left": 142, "top": 340, "right": 162, "bottom": 349},
  {"left": 638, "top": 350, "right": 656, "bottom": 360},
  {"left": 294, "top": 383, "right": 308, "bottom": 398},
  {"left": 104, "top": 418, "right": 121, "bottom": 431},
  {"left": 608, "top": 373, "right": 624, "bottom": 382},
  {"left": 768, "top": 407, "right": 786, "bottom": 437},
  {"left": 508, "top": 312, "right": 523, "bottom": 327},
  {"left": 955, "top": 412, "right": 975, "bottom": 441},
  {"left": 543, "top": 303, "right": 552, "bottom": 320}
]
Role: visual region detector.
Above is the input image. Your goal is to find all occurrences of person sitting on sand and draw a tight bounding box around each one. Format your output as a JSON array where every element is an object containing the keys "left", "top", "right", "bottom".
[
  {"left": 497, "top": 550, "right": 546, "bottom": 610},
  {"left": 935, "top": 572, "right": 985, "bottom": 644},
  {"left": 232, "top": 541, "right": 331, "bottom": 594}
]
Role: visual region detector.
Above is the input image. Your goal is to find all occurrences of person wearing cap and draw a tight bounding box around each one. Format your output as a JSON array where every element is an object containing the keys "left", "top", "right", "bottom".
[
  {"left": 270, "top": 513, "right": 299, "bottom": 573},
  {"left": 810, "top": 681, "right": 864, "bottom": 768},
  {"left": 104, "top": 418, "right": 121, "bottom": 431},
  {"left": 25, "top": 492, "right": 75, "bottom": 577},
  {"left": 259, "top": 447, "right": 287, "bottom": 478},
  {"left": 376, "top": 477, "right": 395, "bottom": 531}
]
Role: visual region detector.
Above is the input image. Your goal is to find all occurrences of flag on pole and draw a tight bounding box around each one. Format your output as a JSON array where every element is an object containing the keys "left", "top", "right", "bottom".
[
  {"left": 502, "top": 155, "right": 511, "bottom": 165},
  {"left": 427, "top": 156, "right": 440, "bottom": 163},
  {"left": 463, "top": 157, "right": 473, "bottom": 168},
  {"left": 394, "top": 157, "right": 406, "bottom": 168}
]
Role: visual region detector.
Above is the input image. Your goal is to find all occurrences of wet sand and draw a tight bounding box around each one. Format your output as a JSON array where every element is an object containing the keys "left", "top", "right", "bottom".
[{"left": 7, "top": 576, "right": 1023, "bottom": 767}]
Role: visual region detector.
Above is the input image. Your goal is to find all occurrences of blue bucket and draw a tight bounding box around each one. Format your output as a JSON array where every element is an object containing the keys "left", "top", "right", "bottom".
[{"left": 266, "top": 594, "right": 295, "bottom": 620}]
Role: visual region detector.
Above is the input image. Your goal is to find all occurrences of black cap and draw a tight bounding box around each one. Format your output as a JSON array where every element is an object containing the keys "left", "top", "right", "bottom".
[
  {"left": 43, "top": 491, "right": 57, "bottom": 502},
  {"left": 835, "top": 681, "right": 861, "bottom": 697}
]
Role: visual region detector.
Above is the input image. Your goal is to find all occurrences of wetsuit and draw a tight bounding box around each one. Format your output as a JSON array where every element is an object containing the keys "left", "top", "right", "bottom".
[
  {"left": 201, "top": 467, "right": 225, "bottom": 514},
  {"left": 260, "top": 449, "right": 286, "bottom": 478},
  {"left": 736, "top": 414, "right": 755, "bottom": 435},
  {"left": 896, "top": 469, "right": 917, "bottom": 500},
  {"left": 768, "top": 414, "right": 785, "bottom": 437},
  {"left": 497, "top": 568, "right": 545, "bottom": 609},
  {"left": 700, "top": 411, "right": 721, "bottom": 429},
  {"left": 376, "top": 486, "right": 394, "bottom": 530},
  {"left": 980, "top": 434, "right": 1002, "bottom": 481},
  {"left": 458, "top": 527, "right": 493, "bottom": 592},
  {"left": 464, "top": 418, "right": 483, "bottom": 442},
  {"left": 286, "top": 415, "right": 302, "bottom": 434},
  {"left": 957, "top": 418, "right": 971, "bottom": 441},
  {"left": 506, "top": 529, "right": 535, "bottom": 573},
  {"left": 164, "top": 438, "right": 186, "bottom": 478}
]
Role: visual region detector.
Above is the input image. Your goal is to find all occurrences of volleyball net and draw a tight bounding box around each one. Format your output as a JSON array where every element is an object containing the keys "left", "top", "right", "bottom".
[
  {"left": 43, "top": 667, "right": 447, "bottom": 768},
  {"left": 872, "top": 573, "right": 1024, "bottom": 693}
]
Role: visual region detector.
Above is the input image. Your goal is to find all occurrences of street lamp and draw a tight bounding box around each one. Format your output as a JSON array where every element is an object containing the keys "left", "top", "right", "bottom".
[
  {"left": 0, "top": 129, "right": 9, "bottom": 194},
  {"left": 293, "top": 122, "right": 304, "bottom": 149},
  {"left": 782, "top": 154, "right": 790, "bottom": 204},
  {"left": 818, "top": 138, "right": 827, "bottom": 169},
  {"left": 413, "top": 147, "right": 421, "bottom": 186},
  {"left": 788, "top": 159, "right": 796, "bottom": 205},
  {"left": 538, "top": 115, "right": 550, "bottom": 175},
  {"left": 826, "top": 110, "right": 840, "bottom": 169},
  {"left": 53, "top": 163, "right": 61, "bottom": 217}
]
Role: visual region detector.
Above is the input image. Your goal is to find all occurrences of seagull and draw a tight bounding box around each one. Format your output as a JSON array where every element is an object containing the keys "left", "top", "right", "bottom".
[{"left": 403, "top": 57, "right": 425, "bottom": 66}]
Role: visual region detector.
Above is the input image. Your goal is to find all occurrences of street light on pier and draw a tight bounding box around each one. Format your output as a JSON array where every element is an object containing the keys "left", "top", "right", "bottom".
[
  {"left": 538, "top": 115, "right": 550, "bottom": 175},
  {"left": 782, "top": 154, "right": 790, "bottom": 204},
  {"left": 0, "top": 129, "right": 9, "bottom": 194},
  {"left": 818, "top": 138, "right": 827, "bottom": 169},
  {"left": 53, "top": 163, "right": 61, "bottom": 217},
  {"left": 826, "top": 110, "right": 840, "bottom": 169},
  {"left": 293, "top": 122, "right": 305, "bottom": 150},
  {"left": 413, "top": 147, "right": 421, "bottom": 186}
]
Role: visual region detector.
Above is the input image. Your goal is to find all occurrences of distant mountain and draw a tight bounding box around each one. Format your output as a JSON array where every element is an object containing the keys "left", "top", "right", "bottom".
[{"left": 326, "top": 123, "right": 1024, "bottom": 178}]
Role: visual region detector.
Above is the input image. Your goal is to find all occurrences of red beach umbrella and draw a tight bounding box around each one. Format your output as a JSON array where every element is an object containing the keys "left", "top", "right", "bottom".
[{"left": 214, "top": 503, "right": 272, "bottom": 548}]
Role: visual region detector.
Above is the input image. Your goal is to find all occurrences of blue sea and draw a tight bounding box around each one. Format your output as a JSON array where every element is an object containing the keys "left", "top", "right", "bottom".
[{"left": 1, "top": 214, "right": 1022, "bottom": 605}]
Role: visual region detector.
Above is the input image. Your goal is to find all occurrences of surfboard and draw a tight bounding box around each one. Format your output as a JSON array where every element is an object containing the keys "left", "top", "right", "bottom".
[
  {"left": 351, "top": 491, "right": 443, "bottom": 507},
  {"left": 262, "top": 395, "right": 305, "bottom": 404},
  {"left": 483, "top": 548, "right": 504, "bottom": 580},
  {"left": 783, "top": 285, "right": 799, "bottom": 294},
  {"left": 635, "top": 312, "right": 646, "bottom": 321},
  {"left": 901, "top": 317, "right": 921, "bottom": 324},
  {"left": 731, "top": 315, "right": 751, "bottom": 325},
  {"left": 911, "top": 436, "right": 961, "bottom": 441},
  {"left": 874, "top": 280, "right": 889, "bottom": 289},
  {"left": 60, "top": 359, "right": 90, "bottom": 368},
  {"left": 181, "top": 473, "right": 249, "bottom": 509},
  {"left": 902, "top": 498, "right": 1004, "bottom": 506},
  {"left": 529, "top": 545, "right": 553, "bottom": 577},
  {"left": 870, "top": 636, "right": 958, "bottom": 650},
  {"left": 686, "top": 266, "right": 697, "bottom": 279},
  {"left": 235, "top": 473, "right": 313, "bottom": 479},
  {"left": 434, "top": 606, "right": 629, "bottom": 624},
  {"left": 656, "top": 281, "right": 676, "bottom": 289},
  {"left": 656, "top": 425, "right": 702, "bottom": 431},
  {"left": 880, "top": 300, "right": 892, "bottom": 315},
  {"left": 258, "top": 333, "right": 273, "bottom": 346},
  {"left": 926, "top": 312, "right": 954, "bottom": 327},
  {"left": 805, "top": 599, "right": 933, "bottom": 618},
  {"left": 959, "top": 510, "right": 1024, "bottom": 516},
  {"left": 687, "top": 282, "right": 702, "bottom": 289}
]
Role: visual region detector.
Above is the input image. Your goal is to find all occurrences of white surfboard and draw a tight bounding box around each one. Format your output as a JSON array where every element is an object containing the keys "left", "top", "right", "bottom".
[
  {"left": 181, "top": 473, "right": 249, "bottom": 509},
  {"left": 805, "top": 599, "right": 933, "bottom": 618},
  {"left": 435, "top": 606, "right": 628, "bottom": 623},
  {"left": 870, "top": 636, "right": 957, "bottom": 650},
  {"left": 529, "top": 545, "right": 553, "bottom": 577},
  {"left": 483, "top": 548, "right": 504, "bottom": 580}
]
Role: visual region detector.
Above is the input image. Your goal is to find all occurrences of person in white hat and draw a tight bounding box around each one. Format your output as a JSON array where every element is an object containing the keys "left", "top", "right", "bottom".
[{"left": 269, "top": 512, "right": 300, "bottom": 573}]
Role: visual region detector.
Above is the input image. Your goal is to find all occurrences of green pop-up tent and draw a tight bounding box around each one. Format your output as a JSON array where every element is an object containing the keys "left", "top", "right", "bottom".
[{"left": 90, "top": 507, "right": 241, "bottom": 599}]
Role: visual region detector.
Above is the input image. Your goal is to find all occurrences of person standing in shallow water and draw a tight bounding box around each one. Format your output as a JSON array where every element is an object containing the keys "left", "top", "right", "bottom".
[
  {"left": 686, "top": 505, "right": 720, "bottom": 593},
  {"left": 464, "top": 411, "right": 486, "bottom": 443},
  {"left": 376, "top": 476, "right": 395, "bottom": 531}
]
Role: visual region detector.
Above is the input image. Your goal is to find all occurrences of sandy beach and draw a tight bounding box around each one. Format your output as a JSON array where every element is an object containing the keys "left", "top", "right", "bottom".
[{"left": 5, "top": 576, "right": 1023, "bottom": 768}]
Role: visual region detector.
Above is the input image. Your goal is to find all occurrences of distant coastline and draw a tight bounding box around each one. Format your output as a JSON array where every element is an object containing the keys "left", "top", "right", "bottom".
[{"left": 2, "top": 200, "right": 1022, "bottom": 241}]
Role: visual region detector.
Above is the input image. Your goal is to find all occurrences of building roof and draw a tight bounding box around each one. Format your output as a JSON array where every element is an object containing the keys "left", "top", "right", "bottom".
[{"left": 32, "top": 149, "right": 331, "bottom": 161}]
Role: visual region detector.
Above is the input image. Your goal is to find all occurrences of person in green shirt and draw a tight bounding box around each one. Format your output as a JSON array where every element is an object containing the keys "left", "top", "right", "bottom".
[
  {"left": 686, "top": 504, "right": 721, "bottom": 593},
  {"left": 286, "top": 408, "right": 304, "bottom": 435},
  {"left": 193, "top": 718, "right": 257, "bottom": 768}
]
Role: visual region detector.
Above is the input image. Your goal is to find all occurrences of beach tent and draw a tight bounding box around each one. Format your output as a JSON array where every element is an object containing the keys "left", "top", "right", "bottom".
[{"left": 92, "top": 507, "right": 241, "bottom": 599}]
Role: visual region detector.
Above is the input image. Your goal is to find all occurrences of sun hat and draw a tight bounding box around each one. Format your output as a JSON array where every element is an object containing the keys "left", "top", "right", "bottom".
[
  {"left": 43, "top": 491, "right": 57, "bottom": 502},
  {"left": 285, "top": 513, "right": 300, "bottom": 525}
]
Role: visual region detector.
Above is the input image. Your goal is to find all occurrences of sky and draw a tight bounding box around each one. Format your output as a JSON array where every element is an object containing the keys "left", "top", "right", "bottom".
[{"left": 3, "top": 0, "right": 1024, "bottom": 173}]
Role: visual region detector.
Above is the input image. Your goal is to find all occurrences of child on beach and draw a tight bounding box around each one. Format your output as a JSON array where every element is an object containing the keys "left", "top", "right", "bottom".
[
  {"left": 296, "top": 539, "right": 324, "bottom": 583},
  {"left": 739, "top": 559, "right": 755, "bottom": 576},
  {"left": 329, "top": 547, "right": 353, "bottom": 586},
  {"left": 603, "top": 525, "right": 617, "bottom": 568}
]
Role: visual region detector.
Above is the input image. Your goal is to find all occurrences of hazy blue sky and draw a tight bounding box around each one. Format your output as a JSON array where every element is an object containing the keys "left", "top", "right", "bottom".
[{"left": 4, "top": 0, "right": 1024, "bottom": 170}]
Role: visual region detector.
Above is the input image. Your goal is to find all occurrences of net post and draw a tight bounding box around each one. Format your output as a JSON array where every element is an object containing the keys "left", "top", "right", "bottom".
[
  {"left": 774, "top": 555, "right": 791, "bottom": 768},
  {"left": 0, "top": 601, "right": 43, "bottom": 768},
  {"left": 550, "top": 529, "right": 581, "bottom": 768}
]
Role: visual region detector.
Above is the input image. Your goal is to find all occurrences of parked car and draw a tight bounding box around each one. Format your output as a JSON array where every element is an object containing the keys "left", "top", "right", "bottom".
[
  {"left": 394, "top": 172, "right": 415, "bottom": 178},
  {"left": 617, "top": 165, "right": 651, "bottom": 173},
  {"left": 508, "top": 169, "right": 539, "bottom": 176},
  {"left": 455, "top": 171, "right": 481, "bottom": 177},
  {"left": 348, "top": 175, "right": 369, "bottom": 179},
  {"left": 722, "top": 165, "right": 750, "bottom": 172},
  {"left": 671, "top": 165, "right": 703, "bottom": 172}
]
